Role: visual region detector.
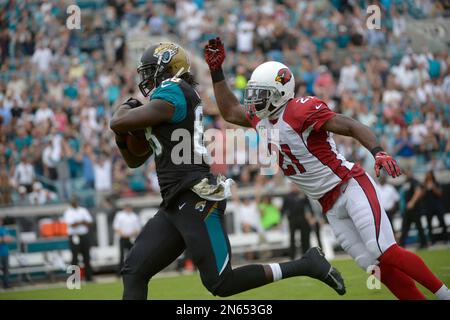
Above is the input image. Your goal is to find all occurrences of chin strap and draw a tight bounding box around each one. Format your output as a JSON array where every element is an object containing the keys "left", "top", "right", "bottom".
[
  {"left": 268, "top": 103, "right": 288, "bottom": 120},
  {"left": 172, "top": 67, "right": 184, "bottom": 79}
]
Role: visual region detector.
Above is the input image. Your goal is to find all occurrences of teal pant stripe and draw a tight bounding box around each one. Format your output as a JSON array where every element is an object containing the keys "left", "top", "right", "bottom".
[{"left": 204, "top": 208, "right": 228, "bottom": 274}]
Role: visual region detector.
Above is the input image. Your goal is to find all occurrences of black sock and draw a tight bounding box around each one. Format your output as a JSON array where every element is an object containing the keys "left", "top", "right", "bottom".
[
  {"left": 213, "top": 265, "right": 270, "bottom": 297},
  {"left": 279, "top": 258, "right": 316, "bottom": 279}
]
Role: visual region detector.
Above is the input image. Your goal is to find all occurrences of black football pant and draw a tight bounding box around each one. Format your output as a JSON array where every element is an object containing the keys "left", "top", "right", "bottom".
[
  {"left": 121, "top": 190, "right": 271, "bottom": 299},
  {"left": 399, "top": 208, "right": 428, "bottom": 247},
  {"left": 424, "top": 204, "right": 448, "bottom": 243},
  {"left": 288, "top": 218, "right": 311, "bottom": 259},
  {"left": 118, "top": 238, "right": 133, "bottom": 275},
  {"left": 69, "top": 234, "right": 93, "bottom": 281},
  {"left": 0, "top": 255, "right": 10, "bottom": 288}
]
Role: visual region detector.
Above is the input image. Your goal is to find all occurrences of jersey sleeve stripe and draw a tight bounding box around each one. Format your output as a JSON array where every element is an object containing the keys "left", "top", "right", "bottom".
[{"left": 306, "top": 131, "right": 350, "bottom": 180}]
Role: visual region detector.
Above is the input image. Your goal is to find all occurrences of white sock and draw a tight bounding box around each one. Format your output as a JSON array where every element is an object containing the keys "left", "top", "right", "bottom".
[
  {"left": 268, "top": 263, "right": 282, "bottom": 282},
  {"left": 434, "top": 284, "right": 450, "bottom": 300}
]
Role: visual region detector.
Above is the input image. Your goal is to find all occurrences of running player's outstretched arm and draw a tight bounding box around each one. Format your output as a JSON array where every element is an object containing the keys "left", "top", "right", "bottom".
[
  {"left": 212, "top": 78, "right": 250, "bottom": 127},
  {"left": 322, "top": 114, "right": 378, "bottom": 151},
  {"left": 204, "top": 38, "right": 251, "bottom": 127},
  {"left": 322, "top": 114, "right": 401, "bottom": 178}
]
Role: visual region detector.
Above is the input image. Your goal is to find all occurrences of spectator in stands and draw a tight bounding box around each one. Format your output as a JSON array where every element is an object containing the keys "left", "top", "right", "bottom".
[
  {"left": 308, "top": 198, "right": 325, "bottom": 250},
  {"left": 231, "top": 186, "right": 264, "bottom": 261},
  {"left": 28, "top": 181, "right": 58, "bottom": 205},
  {"left": 63, "top": 196, "right": 94, "bottom": 282},
  {"left": 0, "top": 168, "right": 13, "bottom": 205},
  {"left": 34, "top": 101, "right": 55, "bottom": 124},
  {"left": 234, "top": 195, "right": 263, "bottom": 234},
  {"left": 42, "top": 140, "right": 58, "bottom": 181},
  {"left": 258, "top": 196, "right": 281, "bottom": 231},
  {"left": 378, "top": 175, "right": 400, "bottom": 231},
  {"left": 422, "top": 171, "right": 448, "bottom": 244},
  {"left": 313, "top": 65, "right": 335, "bottom": 99},
  {"left": 15, "top": 186, "right": 28, "bottom": 206},
  {"left": 409, "top": 118, "right": 428, "bottom": 154},
  {"left": 13, "top": 155, "right": 35, "bottom": 193},
  {"left": 231, "top": 181, "right": 263, "bottom": 232},
  {"left": 281, "top": 184, "right": 314, "bottom": 259},
  {"left": 30, "top": 42, "right": 53, "bottom": 73},
  {"left": 145, "top": 161, "right": 160, "bottom": 194},
  {"left": 399, "top": 169, "right": 428, "bottom": 248},
  {"left": 81, "top": 144, "right": 95, "bottom": 189},
  {"left": 113, "top": 204, "right": 141, "bottom": 275},
  {"left": 394, "top": 127, "right": 415, "bottom": 169},
  {"left": 0, "top": 217, "right": 14, "bottom": 289},
  {"left": 93, "top": 153, "right": 112, "bottom": 193},
  {"left": 236, "top": 14, "right": 255, "bottom": 53}
]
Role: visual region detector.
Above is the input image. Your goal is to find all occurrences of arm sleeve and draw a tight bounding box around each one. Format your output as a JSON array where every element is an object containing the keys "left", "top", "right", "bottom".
[
  {"left": 284, "top": 97, "right": 336, "bottom": 133},
  {"left": 303, "top": 99, "right": 336, "bottom": 132},
  {"left": 151, "top": 81, "right": 187, "bottom": 124}
]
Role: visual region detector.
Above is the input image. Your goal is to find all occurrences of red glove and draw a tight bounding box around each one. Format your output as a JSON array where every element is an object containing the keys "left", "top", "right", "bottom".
[
  {"left": 374, "top": 151, "right": 401, "bottom": 178},
  {"left": 204, "top": 37, "right": 226, "bottom": 71}
]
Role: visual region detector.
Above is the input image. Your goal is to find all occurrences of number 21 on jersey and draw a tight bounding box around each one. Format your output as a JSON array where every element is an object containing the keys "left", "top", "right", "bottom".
[{"left": 269, "top": 143, "right": 306, "bottom": 175}]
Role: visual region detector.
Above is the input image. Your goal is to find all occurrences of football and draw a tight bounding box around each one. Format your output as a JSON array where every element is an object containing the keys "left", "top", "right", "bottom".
[{"left": 126, "top": 130, "right": 151, "bottom": 156}]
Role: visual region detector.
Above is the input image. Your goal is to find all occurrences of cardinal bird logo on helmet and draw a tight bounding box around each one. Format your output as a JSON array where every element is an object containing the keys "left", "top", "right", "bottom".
[{"left": 275, "top": 68, "right": 292, "bottom": 85}]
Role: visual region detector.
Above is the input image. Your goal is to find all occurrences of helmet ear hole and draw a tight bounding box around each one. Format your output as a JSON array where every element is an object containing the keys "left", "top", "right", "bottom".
[{"left": 281, "top": 91, "right": 285, "bottom": 96}]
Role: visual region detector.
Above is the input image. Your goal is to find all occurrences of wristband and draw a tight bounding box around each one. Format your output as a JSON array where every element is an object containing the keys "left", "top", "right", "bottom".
[
  {"left": 210, "top": 68, "right": 225, "bottom": 83},
  {"left": 370, "top": 146, "right": 384, "bottom": 157}
]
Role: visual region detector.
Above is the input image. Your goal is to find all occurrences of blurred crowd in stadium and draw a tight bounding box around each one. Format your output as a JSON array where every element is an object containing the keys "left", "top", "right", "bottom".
[{"left": 0, "top": 0, "right": 449, "bottom": 210}]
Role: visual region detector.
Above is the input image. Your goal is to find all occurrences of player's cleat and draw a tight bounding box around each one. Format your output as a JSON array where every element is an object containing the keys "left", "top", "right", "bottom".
[{"left": 303, "top": 247, "right": 346, "bottom": 295}]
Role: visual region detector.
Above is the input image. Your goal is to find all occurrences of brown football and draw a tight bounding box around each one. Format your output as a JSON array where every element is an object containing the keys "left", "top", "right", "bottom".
[{"left": 126, "top": 130, "right": 151, "bottom": 156}]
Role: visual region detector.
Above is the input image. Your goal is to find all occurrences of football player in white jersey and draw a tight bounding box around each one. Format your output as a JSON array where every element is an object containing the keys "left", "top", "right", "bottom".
[{"left": 204, "top": 38, "right": 449, "bottom": 300}]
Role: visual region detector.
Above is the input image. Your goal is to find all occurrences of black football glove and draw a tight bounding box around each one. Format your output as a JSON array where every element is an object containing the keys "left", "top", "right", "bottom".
[{"left": 123, "top": 97, "right": 143, "bottom": 109}]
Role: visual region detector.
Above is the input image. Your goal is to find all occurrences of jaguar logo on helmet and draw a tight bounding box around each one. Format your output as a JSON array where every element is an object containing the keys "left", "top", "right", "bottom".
[
  {"left": 275, "top": 68, "right": 292, "bottom": 85},
  {"left": 153, "top": 43, "right": 179, "bottom": 63}
]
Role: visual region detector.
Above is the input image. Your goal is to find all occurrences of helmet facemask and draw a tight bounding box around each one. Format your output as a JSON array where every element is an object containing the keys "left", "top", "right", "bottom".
[
  {"left": 138, "top": 42, "right": 190, "bottom": 97},
  {"left": 244, "top": 85, "right": 282, "bottom": 119},
  {"left": 137, "top": 56, "right": 186, "bottom": 97},
  {"left": 137, "top": 58, "right": 167, "bottom": 97}
]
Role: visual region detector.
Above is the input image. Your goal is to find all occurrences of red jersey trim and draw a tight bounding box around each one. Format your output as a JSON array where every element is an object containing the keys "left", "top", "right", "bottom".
[
  {"left": 353, "top": 174, "right": 382, "bottom": 247},
  {"left": 318, "top": 163, "right": 365, "bottom": 213}
]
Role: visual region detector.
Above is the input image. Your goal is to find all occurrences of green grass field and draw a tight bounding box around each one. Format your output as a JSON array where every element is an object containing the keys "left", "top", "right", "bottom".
[{"left": 1, "top": 248, "right": 449, "bottom": 300}]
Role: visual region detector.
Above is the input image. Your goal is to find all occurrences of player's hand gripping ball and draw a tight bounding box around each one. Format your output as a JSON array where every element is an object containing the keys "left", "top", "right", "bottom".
[
  {"left": 126, "top": 130, "right": 151, "bottom": 157},
  {"left": 121, "top": 97, "right": 152, "bottom": 157}
]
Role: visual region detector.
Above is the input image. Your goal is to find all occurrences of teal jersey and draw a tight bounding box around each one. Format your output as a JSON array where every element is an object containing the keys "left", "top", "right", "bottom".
[
  {"left": 151, "top": 80, "right": 187, "bottom": 124},
  {"left": 148, "top": 78, "right": 211, "bottom": 208}
]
